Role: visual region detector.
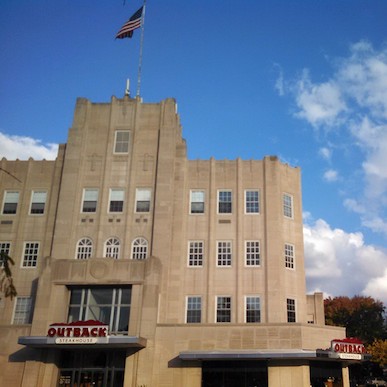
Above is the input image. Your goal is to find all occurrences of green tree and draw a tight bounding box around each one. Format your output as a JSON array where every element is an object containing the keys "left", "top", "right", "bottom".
[
  {"left": 0, "top": 251, "right": 17, "bottom": 299},
  {"left": 324, "top": 296, "right": 386, "bottom": 345}
]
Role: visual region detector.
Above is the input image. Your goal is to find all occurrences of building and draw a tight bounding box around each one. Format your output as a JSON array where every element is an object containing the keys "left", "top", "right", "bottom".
[{"left": 0, "top": 95, "right": 368, "bottom": 387}]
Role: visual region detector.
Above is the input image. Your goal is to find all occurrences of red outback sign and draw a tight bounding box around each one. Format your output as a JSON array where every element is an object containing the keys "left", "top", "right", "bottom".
[
  {"left": 331, "top": 338, "right": 366, "bottom": 354},
  {"left": 47, "top": 320, "right": 108, "bottom": 338}
]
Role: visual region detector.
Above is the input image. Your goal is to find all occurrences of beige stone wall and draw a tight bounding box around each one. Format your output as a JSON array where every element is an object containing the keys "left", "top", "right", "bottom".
[{"left": 0, "top": 96, "right": 350, "bottom": 387}]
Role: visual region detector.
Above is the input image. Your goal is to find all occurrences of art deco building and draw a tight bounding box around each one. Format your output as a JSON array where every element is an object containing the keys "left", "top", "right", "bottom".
[{"left": 0, "top": 95, "right": 367, "bottom": 387}]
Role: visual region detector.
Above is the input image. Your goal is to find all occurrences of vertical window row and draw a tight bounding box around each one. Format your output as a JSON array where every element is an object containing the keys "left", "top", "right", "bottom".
[
  {"left": 245, "top": 190, "right": 259, "bottom": 214},
  {"left": 283, "top": 193, "right": 293, "bottom": 218},
  {"left": 2, "top": 191, "right": 19, "bottom": 214},
  {"left": 82, "top": 188, "right": 99, "bottom": 213},
  {"left": 245, "top": 241, "right": 260, "bottom": 266},
  {"left": 12, "top": 297, "right": 33, "bottom": 324},
  {"left": 246, "top": 296, "right": 261, "bottom": 323},
  {"left": 188, "top": 241, "right": 204, "bottom": 266},
  {"left": 109, "top": 189, "right": 125, "bottom": 213},
  {"left": 217, "top": 241, "right": 232, "bottom": 266},
  {"left": 190, "top": 190, "right": 205, "bottom": 214},
  {"left": 22, "top": 242, "right": 39, "bottom": 268},
  {"left": 285, "top": 243, "right": 295, "bottom": 269},
  {"left": 287, "top": 298, "right": 296, "bottom": 322},
  {"left": 186, "top": 296, "right": 202, "bottom": 323},
  {"left": 216, "top": 296, "right": 231, "bottom": 323},
  {"left": 0, "top": 242, "right": 11, "bottom": 268},
  {"left": 218, "top": 190, "right": 232, "bottom": 214}
]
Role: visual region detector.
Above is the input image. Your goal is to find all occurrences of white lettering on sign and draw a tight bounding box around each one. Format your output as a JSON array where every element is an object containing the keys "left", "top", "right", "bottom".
[{"left": 55, "top": 337, "right": 98, "bottom": 344}]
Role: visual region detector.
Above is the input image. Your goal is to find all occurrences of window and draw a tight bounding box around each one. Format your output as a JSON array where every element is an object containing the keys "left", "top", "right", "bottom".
[
  {"left": 114, "top": 130, "right": 130, "bottom": 153},
  {"left": 2, "top": 191, "right": 19, "bottom": 214},
  {"left": 76, "top": 238, "right": 92, "bottom": 260},
  {"left": 283, "top": 193, "right": 293, "bottom": 218},
  {"left": 109, "top": 189, "right": 124, "bottom": 212},
  {"left": 13, "top": 296, "right": 32, "bottom": 324},
  {"left": 135, "top": 188, "right": 151, "bottom": 213},
  {"left": 285, "top": 243, "right": 295, "bottom": 269},
  {"left": 188, "top": 241, "right": 204, "bottom": 267},
  {"left": 217, "top": 241, "right": 232, "bottom": 266},
  {"left": 287, "top": 298, "right": 296, "bottom": 322},
  {"left": 30, "top": 191, "right": 47, "bottom": 214},
  {"left": 186, "top": 296, "right": 202, "bottom": 323},
  {"left": 22, "top": 242, "right": 39, "bottom": 268},
  {"left": 131, "top": 237, "right": 148, "bottom": 260},
  {"left": 246, "top": 296, "right": 261, "bottom": 323},
  {"left": 218, "top": 190, "right": 232, "bottom": 214},
  {"left": 68, "top": 287, "right": 131, "bottom": 334},
  {"left": 245, "top": 241, "right": 260, "bottom": 266},
  {"left": 0, "top": 242, "right": 11, "bottom": 268},
  {"left": 245, "top": 190, "right": 259, "bottom": 214},
  {"left": 104, "top": 238, "right": 120, "bottom": 259},
  {"left": 82, "top": 188, "right": 98, "bottom": 213},
  {"left": 190, "top": 190, "right": 205, "bottom": 214},
  {"left": 216, "top": 296, "right": 231, "bottom": 323}
]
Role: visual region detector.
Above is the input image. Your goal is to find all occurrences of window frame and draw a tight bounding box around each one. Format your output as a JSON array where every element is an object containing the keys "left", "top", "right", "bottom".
[
  {"left": 131, "top": 237, "right": 148, "bottom": 260},
  {"left": 12, "top": 296, "right": 32, "bottom": 325},
  {"left": 81, "top": 188, "right": 99, "bottom": 213},
  {"left": 245, "top": 296, "right": 261, "bottom": 323},
  {"left": 287, "top": 298, "right": 296, "bottom": 323},
  {"left": 216, "top": 240, "right": 232, "bottom": 267},
  {"left": 216, "top": 296, "right": 231, "bottom": 323},
  {"left": 217, "top": 190, "right": 232, "bottom": 214},
  {"left": 2, "top": 191, "right": 19, "bottom": 215},
  {"left": 104, "top": 237, "right": 120, "bottom": 259},
  {"left": 21, "top": 242, "right": 39, "bottom": 268},
  {"left": 108, "top": 188, "right": 125, "bottom": 213},
  {"left": 186, "top": 296, "right": 202, "bottom": 323},
  {"left": 188, "top": 240, "right": 204, "bottom": 267},
  {"left": 283, "top": 193, "right": 294, "bottom": 219},
  {"left": 285, "top": 243, "right": 295, "bottom": 269},
  {"left": 0, "top": 241, "right": 11, "bottom": 268},
  {"left": 135, "top": 188, "right": 151, "bottom": 213},
  {"left": 76, "top": 238, "right": 93, "bottom": 260},
  {"left": 67, "top": 286, "right": 132, "bottom": 335},
  {"left": 29, "top": 190, "right": 47, "bottom": 215},
  {"left": 190, "top": 190, "right": 205, "bottom": 214},
  {"left": 245, "top": 240, "right": 261, "bottom": 267},
  {"left": 245, "top": 190, "right": 260, "bottom": 214},
  {"left": 113, "top": 130, "right": 130, "bottom": 154}
]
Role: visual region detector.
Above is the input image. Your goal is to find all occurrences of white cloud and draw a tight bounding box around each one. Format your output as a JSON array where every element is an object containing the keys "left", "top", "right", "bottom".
[
  {"left": 304, "top": 218, "right": 387, "bottom": 305},
  {"left": 0, "top": 132, "right": 58, "bottom": 160},
  {"left": 323, "top": 169, "right": 339, "bottom": 182},
  {"left": 318, "top": 147, "right": 332, "bottom": 161},
  {"left": 293, "top": 70, "right": 347, "bottom": 127},
  {"left": 281, "top": 41, "right": 387, "bottom": 238}
]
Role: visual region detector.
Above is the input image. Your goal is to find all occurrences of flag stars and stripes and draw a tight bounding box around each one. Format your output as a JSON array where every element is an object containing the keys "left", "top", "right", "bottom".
[{"left": 116, "top": 6, "right": 144, "bottom": 39}]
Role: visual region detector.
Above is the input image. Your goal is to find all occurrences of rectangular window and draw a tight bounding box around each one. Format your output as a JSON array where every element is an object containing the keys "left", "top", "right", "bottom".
[
  {"left": 109, "top": 189, "right": 124, "bottom": 212},
  {"left": 22, "top": 242, "right": 39, "bottom": 268},
  {"left": 246, "top": 296, "right": 261, "bottom": 323},
  {"left": 216, "top": 296, "right": 231, "bottom": 323},
  {"left": 0, "top": 242, "right": 11, "bottom": 268},
  {"left": 13, "top": 297, "right": 32, "bottom": 324},
  {"left": 285, "top": 243, "right": 295, "bottom": 269},
  {"left": 135, "top": 188, "right": 151, "bottom": 212},
  {"left": 245, "top": 240, "right": 260, "bottom": 266},
  {"left": 287, "top": 298, "right": 296, "bottom": 322},
  {"left": 30, "top": 191, "right": 47, "bottom": 214},
  {"left": 245, "top": 190, "right": 259, "bottom": 214},
  {"left": 186, "top": 296, "right": 202, "bottom": 323},
  {"left": 190, "top": 190, "right": 205, "bottom": 214},
  {"left": 82, "top": 188, "right": 99, "bottom": 213},
  {"left": 283, "top": 193, "right": 293, "bottom": 218},
  {"left": 2, "top": 191, "right": 19, "bottom": 214},
  {"left": 217, "top": 241, "right": 232, "bottom": 266},
  {"left": 68, "top": 287, "right": 132, "bottom": 334},
  {"left": 218, "top": 190, "right": 232, "bottom": 214},
  {"left": 114, "top": 130, "right": 130, "bottom": 153},
  {"left": 188, "top": 241, "right": 204, "bottom": 267}
]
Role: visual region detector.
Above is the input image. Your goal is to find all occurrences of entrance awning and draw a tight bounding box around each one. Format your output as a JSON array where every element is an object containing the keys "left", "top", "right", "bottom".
[
  {"left": 18, "top": 335, "right": 147, "bottom": 349},
  {"left": 179, "top": 349, "right": 318, "bottom": 361}
]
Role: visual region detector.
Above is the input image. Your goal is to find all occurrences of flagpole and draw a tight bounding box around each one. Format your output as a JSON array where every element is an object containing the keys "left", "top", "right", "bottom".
[{"left": 136, "top": 0, "right": 146, "bottom": 97}]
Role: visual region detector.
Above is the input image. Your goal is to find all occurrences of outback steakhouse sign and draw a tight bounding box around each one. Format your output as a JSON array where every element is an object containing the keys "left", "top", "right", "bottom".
[
  {"left": 331, "top": 338, "right": 366, "bottom": 360},
  {"left": 47, "top": 320, "right": 108, "bottom": 344}
]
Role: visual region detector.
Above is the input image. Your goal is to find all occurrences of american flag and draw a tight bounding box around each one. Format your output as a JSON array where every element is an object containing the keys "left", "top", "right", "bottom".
[{"left": 116, "top": 6, "right": 143, "bottom": 39}]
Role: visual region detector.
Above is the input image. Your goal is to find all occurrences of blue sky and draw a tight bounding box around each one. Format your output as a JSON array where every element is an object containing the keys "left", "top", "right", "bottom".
[{"left": 1, "top": 1, "right": 387, "bottom": 304}]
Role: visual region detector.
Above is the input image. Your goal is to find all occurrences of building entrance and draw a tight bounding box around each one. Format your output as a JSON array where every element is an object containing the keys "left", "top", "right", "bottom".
[
  {"left": 57, "top": 350, "right": 125, "bottom": 387},
  {"left": 202, "top": 361, "right": 268, "bottom": 387}
]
